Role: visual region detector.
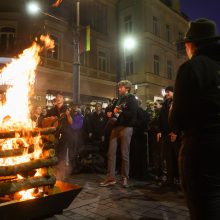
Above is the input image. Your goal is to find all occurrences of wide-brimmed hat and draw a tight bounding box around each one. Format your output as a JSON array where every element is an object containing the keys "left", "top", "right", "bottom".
[{"left": 184, "top": 18, "right": 220, "bottom": 43}]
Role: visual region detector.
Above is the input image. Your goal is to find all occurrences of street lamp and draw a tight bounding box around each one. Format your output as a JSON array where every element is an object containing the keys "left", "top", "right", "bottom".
[
  {"left": 123, "top": 37, "right": 136, "bottom": 50},
  {"left": 26, "top": 1, "right": 41, "bottom": 15},
  {"left": 26, "top": 1, "right": 80, "bottom": 104},
  {"left": 122, "top": 36, "right": 136, "bottom": 79},
  {"left": 26, "top": 2, "right": 65, "bottom": 22}
]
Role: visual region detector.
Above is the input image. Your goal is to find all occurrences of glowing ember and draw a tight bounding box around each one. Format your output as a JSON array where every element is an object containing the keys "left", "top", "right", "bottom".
[{"left": 18, "top": 188, "right": 36, "bottom": 200}]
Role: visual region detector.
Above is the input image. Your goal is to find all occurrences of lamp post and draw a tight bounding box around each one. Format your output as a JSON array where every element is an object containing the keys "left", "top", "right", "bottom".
[
  {"left": 26, "top": 1, "right": 64, "bottom": 22},
  {"left": 73, "top": 0, "right": 80, "bottom": 104},
  {"left": 122, "top": 36, "right": 136, "bottom": 80},
  {"left": 26, "top": 1, "right": 80, "bottom": 104}
]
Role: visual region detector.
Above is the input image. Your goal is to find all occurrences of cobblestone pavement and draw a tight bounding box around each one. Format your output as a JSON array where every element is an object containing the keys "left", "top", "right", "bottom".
[{"left": 45, "top": 173, "right": 190, "bottom": 220}]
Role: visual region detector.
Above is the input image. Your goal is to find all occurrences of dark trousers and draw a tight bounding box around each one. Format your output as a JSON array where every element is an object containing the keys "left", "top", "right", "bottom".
[
  {"left": 130, "top": 131, "right": 148, "bottom": 180},
  {"left": 179, "top": 133, "right": 220, "bottom": 220},
  {"left": 69, "top": 129, "right": 83, "bottom": 171},
  {"left": 55, "top": 129, "right": 74, "bottom": 179},
  {"left": 163, "top": 136, "right": 181, "bottom": 184}
]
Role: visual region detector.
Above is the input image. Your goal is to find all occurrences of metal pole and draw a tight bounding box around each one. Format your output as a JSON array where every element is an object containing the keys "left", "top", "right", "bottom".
[
  {"left": 73, "top": 0, "right": 80, "bottom": 104},
  {"left": 123, "top": 46, "right": 126, "bottom": 80}
]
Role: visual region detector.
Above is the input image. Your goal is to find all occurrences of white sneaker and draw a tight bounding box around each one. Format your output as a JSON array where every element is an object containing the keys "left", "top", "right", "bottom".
[
  {"left": 122, "top": 178, "right": 129, "bottom": 188},
  {"left": 99, "top": 179, "right": 116, "bottom": 187}
]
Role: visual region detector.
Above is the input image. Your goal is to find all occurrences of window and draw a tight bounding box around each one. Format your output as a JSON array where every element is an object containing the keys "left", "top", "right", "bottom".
[
  {"left": 80, "top": 52, "right": 89, "bottom": 67},
  {"left": 90, "top": 2, "right": 107, "bottom": 34},
  {"left": 166, "top": 24, "right": 171, "bottom": 42},
  {"left": 47, "top": 35, "right": 59, "bottom": 59},
  {"left": 125, "top": 55, "right": 134, "bottom": 75},
  {"left": 124, "top": 16, "right": 132, "bottom": 34},
  {"left": 153, "top": 55, "right": 160, "bottom": 75},
  {"left": 167, "top": 60, "right": 173, "bottom": 79},
  {"left": 98, "top": 51, "right": 108, "bottom": 72},
  {"left": 0, "top": 27, "right": 15, "bottom": 52},
  {"left": 153, "top": 16, "right": 159, "bottom": 36},
  {"left": 178, "top": 31, "right": 183, "bottom": 40}
]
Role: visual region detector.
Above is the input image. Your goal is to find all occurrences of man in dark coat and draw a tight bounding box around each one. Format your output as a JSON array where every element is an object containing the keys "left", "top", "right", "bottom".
[
  {"left": 170, "top": 18, "right": 220, "bottom": 220},
  {"left": 100, "top": 80, "right": 138, "bottom": 187},
  {"left": 90, "top": 103, "right": 107, "bottom": 143},
  {"left": 130, "top": 100, "right": 149, "bottom": 180},
  {"left": 157, "top": 86, "right": 180, "bottom": 186}
]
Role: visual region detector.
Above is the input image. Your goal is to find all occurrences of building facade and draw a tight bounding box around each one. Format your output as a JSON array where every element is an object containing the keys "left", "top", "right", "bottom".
[
  {"left": 0, "top": 0, "right": 118, "bottom": 108},
  {"left": 118, "top": 0, "right": 188, "bottom": 104},
  {"left": 0, "top": 0, "right": 188, "bottom": 108}
]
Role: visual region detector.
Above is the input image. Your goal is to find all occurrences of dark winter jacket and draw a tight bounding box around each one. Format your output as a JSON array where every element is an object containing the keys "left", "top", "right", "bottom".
[
  {"left": 83, "top": 113, "right": 92, "bottom": 133},
  {"left": 90, "top": 111, "right": 107, "bottom": 137},
  {"left": 46, "top": 105, "right": 71, "bottom": 133},
  {"left": 134, "top": 107, "right": 148, "bottom": 133},
  {"left": 169, "top": 43, "right": 220, "bottom": 135},
  {"left": 158, "top": 98, "right": 177, "bottom": 136},
  {"left": 112, "top": 94, "right": 138, "bottom": 127}
]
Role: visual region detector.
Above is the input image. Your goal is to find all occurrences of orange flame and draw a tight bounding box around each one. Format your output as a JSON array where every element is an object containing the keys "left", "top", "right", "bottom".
[
  {"left": 52, "top": 0, "right": 63, "bottom": 7},
  {"left": 0, "top": 34, "right": 54, "bottom": 130},
  {"left": 0, "top": 35, "right": 54, "bottom": 200}
]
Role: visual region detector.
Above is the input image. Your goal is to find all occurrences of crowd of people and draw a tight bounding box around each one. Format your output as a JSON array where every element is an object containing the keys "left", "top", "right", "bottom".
[
  {"left": 30, "top": 17, "right": 220, "bottom": 220},
  {"left": 30, "top": 82, "right": 180, "bottom": 188}
]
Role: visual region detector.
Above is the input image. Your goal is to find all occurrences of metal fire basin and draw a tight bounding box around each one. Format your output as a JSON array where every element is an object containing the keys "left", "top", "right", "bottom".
[{"left": 0, "top": 181, "right": 82, "bottom": 220}]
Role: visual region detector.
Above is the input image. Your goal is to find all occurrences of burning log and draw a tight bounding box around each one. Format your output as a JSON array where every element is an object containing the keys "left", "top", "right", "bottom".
[
  {"left": 41, "top": 134, "right": 57, "bottom": 143},
  {"left": 0, "top": 176, "right": 17, "bottom": 182},
  {"left": 42, "top": 149, "right": 56, "bottom": 159},
  {"left": 39, "top": 167, "right": 55, "bottom": 177},
  {"left": 35, "top": 127, "right": 57, "bottom": 135},
  {"left": 0, "top": 176, "right": 56, "bottom": 197},
  {"left": 42, "top": 142, "right": 58, "bottom": 150},
  {"left": 0, "top": 157, "right": 58, "bottom": 176},
  {"left": 0, "top": 145, "right": 34, "bottom": 158},
  {"left": 0, "top": 127, "right": 56, "bottom": 139}
]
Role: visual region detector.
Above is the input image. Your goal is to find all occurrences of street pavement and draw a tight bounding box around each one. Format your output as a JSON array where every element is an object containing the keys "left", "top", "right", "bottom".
[{"left": 45, "top": 173, "right": 190, "bottom": 220}]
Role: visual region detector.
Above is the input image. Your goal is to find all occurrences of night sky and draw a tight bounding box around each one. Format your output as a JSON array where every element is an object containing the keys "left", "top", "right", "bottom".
[{"left": 180, "top": 0, "right": 220, "bottom": 33}]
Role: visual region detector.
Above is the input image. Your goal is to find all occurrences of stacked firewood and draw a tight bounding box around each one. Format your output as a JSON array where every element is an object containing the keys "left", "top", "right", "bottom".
[{"left": 0, "top": 127, "right": 58, "bottom": 198}]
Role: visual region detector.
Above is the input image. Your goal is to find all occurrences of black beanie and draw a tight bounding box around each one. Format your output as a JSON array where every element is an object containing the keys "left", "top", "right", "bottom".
[{"left": 165, "top": 86, "right": 174, "bottom": 92}]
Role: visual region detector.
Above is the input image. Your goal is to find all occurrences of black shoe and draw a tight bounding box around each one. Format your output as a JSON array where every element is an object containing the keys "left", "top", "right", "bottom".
[{"left": 71, "top": 169, "right": 81, "bottom": 175}]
